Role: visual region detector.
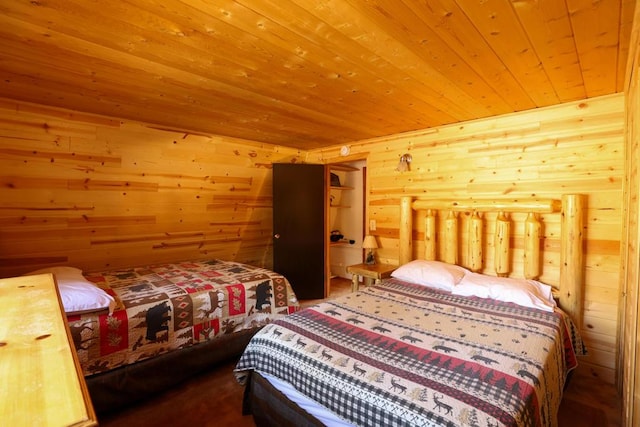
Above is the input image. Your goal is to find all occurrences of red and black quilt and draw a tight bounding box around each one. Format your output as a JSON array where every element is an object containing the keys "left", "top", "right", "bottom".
[
  {"left": 67, "top": 259, "right": 299, "bottom": 376},
  {"left": 235, "top": 278, "right": 585, "bottom": 427}
]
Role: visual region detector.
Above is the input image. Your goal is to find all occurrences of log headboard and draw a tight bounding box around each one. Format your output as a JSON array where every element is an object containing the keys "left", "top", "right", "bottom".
[{"left": 398, "top": 194, "right": 585, "bottom": 327}]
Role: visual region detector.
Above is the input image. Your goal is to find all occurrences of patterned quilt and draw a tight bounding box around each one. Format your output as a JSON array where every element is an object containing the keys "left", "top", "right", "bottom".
[
  {"left": 67, "top": 259, "right": 300, "bottom": 377},
  {"left": 235, "top": 278, "right": 586, "bottom": 427}
]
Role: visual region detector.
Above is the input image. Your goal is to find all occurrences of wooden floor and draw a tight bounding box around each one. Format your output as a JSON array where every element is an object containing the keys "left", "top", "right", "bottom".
[{"left": 97, "top": 278, "right": 621, "bottom": 427}]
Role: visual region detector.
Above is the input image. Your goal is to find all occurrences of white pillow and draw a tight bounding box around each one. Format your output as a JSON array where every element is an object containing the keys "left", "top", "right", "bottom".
[
  {"left": 452, "top": 272, "right": 556, "bottom": 312},
  {"left": 391, "top": 260, "right": 469, "bottom": 292},
  {"left": 24, "top": 266, "right": 116, "bottom": 315}
]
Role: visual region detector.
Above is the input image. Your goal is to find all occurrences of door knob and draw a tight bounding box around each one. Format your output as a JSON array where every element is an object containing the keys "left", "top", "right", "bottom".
[{"left": 274, "top": 233, "right": 281, "bottom": 239}]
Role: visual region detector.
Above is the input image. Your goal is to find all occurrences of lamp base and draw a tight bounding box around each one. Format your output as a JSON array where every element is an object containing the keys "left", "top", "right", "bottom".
[{"left": 365, "top": 251, "right": 376, "bottom": 265}]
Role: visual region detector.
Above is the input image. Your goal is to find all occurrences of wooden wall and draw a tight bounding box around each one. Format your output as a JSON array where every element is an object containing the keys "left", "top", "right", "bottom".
[
  {"left": 0, "top": 92, "right": 626, "bottom": 385},
  {"left": 0, "top": 98, "right": 301, "bottom": 278},
  {"left": 308, "top": 93, "right": 625, "bottom": 384},
  {"left": 621, "top": 3, "right": 640, "bottom": 424}
]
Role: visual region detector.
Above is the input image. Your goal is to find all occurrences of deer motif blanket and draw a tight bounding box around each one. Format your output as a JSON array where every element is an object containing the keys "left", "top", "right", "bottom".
[
  {"left": 235, "top": 278, "right": 585, "bottom": 427},
  {"left": 67, "top": 259, "right": 299, "bottom": 377}
]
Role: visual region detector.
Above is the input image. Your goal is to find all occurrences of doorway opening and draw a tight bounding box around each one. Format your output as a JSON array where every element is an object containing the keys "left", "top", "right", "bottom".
[{"left": 327, "top": 159, "right": 367, "bottom": 299}]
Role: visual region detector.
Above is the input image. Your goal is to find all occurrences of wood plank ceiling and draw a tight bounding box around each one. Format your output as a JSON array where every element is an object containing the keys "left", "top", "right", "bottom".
[{"left": 0, "top": 0, "right": 635, "bottom": 150}]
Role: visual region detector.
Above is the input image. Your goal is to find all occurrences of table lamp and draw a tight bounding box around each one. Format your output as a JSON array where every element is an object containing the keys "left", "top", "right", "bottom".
[{"left": 362, "top": 235, "right": 378, "bottom": 265}]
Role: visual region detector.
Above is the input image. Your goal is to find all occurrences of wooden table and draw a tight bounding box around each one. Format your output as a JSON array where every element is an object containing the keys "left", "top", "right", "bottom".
[
  {"left": 346, "top": 263, "right": 396, "bottom": 292},
  {"left": 0, "top": 273, "right": 97, "bottom": 427}
]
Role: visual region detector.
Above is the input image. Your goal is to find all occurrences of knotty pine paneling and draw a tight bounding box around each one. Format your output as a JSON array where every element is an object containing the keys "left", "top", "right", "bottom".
[
  {"left": 0, "top": 90, "right": 628, "bottom": 390},
  {"left": 0, "top": 99, "right": 301, "bottom": 278},
  {"left": 309, "top": 93, "right": 625, "bottom": 384},
  {"left": 1, "top": 1, "right": 633, "bottom": 148},
  {"left": 620, "top": 4, "right": 640, "bottom": 424}
]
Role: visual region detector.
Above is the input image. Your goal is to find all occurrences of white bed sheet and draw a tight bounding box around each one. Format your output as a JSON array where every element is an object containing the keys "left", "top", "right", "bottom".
[{"left": 260, "top": 371, "right": 355, "bottom": 427}]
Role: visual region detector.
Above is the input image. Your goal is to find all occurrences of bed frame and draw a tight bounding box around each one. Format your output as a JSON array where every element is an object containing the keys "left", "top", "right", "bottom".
[
  {"left": 88, "top": 328, "right": 258, "bottom": 415},
  {"left": 398, "top": 194, "right": 585, "bottom": 328},
  {"left": 243, "top": 193, "right": 586, "bottom": 426}
]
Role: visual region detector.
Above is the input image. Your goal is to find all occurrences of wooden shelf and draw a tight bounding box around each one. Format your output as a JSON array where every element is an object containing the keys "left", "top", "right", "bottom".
[
  {"left": 329, "top": 163, "right": 360, "bottom": 172},
  {"left": 328, "top": 161, "right": 362, "bottom": 287},
  {"left": 330, "top": 241, "right": 358, "bottom": 247}
]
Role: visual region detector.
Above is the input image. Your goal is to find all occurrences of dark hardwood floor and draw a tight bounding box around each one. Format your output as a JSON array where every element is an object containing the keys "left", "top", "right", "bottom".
[{"left": 97, "top": 278, "right": 621, "bottom": 427}]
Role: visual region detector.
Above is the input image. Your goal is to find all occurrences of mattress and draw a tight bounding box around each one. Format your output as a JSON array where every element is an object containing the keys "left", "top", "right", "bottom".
[
  {"left": 66, "top": 259, "right": 299, "bottom": 377},
  {"left": 235, "top": 277, "right": 586, "bottom": 427}
]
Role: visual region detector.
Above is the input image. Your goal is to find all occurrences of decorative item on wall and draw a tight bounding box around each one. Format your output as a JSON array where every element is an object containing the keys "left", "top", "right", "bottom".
[
  {"left": 396, "top": 153, "right": 412, "bottom": 172},
  {"left": 362, "top": 235, "right": 378, "bottom": 265}
]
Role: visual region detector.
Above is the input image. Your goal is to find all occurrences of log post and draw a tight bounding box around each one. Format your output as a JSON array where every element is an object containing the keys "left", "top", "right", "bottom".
[
  {"left": 494, "top": 211, "right": 510, "bottom": 277},
  {"left": 444, "top": 211, "right": 458, "bottom": 264},
  {"left": 560, "top": 194, "right": 585, "bottom": 328},
  {"left": 399, "top": 197, "right": 412, "bottom": 266},
  {"left": 524, "top": 212, "right": 541, "bottom": 280},
  {"left": 424, "top": 209, "right": 436, "bottom": 261},
  {"left": 468, "top": 211, "right": 483, "bottom": 272}
]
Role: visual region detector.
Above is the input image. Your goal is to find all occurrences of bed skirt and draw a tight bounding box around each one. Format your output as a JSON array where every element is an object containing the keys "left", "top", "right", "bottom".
[
  {"left": 88, "top": 328, "right": 259, "bottom": 414},
  {"left": 242, "top": 371, "right": 324, "bottom": 427}
]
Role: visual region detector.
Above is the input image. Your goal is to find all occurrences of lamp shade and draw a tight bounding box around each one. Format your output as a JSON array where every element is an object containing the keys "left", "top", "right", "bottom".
[{"left": 362, "top": 235, "right": 378, "bottom": 249}]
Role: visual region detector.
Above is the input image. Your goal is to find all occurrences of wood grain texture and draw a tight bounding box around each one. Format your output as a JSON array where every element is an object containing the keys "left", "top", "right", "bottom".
[
  {"left": 468, "top": 211, "right": 483, "bottom": 272},
  {"left": 620, "top": 3, "right": 640, "bottom": 425},
  {"left": 423, "top": 210, "right": 436, "bottom": 261},
  {"left": 309, "top": 94, "right": 625, "bottom": 385},
  {"left": 0, "top": 67, "right": 631, "bottom": 409},
  {"left": 0, "top": 1, "right": 635, "bottom": 416},
  {"left": 0, "top": 1, "right": 633, "bottom": 149},
  {"left": 0, "top": 274, "right": 97, "bottom": 427},
  {"left": 560, "top": 194, "right": 586, "bottom": 330},
  {"left": 524, "top": 213, "right": 542, "bottom": 280},
  {"left": 0, "top": 100, "right": 301, "bottom": 277},
  {"left": 494, "top": 211, "right": 511, "bottom": 277},
  {"left": 401, "top": 194, "right": 585, "bottom": 347},
  {"left": 398, "top": 196, "right": 412, "bottom": 265}
]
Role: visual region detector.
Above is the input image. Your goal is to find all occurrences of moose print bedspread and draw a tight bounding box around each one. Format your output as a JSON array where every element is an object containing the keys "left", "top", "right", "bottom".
[
  {"left": 67, "top": 259, "right": 299, "bottom": 377},
  {"left": 235, "top": 278, "right": 585, "bottom": 427}
]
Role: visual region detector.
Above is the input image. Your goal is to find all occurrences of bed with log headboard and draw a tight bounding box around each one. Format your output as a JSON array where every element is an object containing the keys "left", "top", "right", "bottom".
[{"left": 234, "top": 194, "right": 587, "bottom": 427}]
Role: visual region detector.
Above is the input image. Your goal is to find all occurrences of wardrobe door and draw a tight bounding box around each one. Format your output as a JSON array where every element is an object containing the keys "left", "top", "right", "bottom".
[{"left": 272, "top": 163, "right": 326, "bottom": 299}]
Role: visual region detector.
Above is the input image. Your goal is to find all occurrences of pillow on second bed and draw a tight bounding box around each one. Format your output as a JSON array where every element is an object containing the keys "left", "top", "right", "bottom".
[
  {"left": 391, "top": 260, "right": 469, "bottom": 292},
  {"left": 452, "top": 272, "right": 556, "bottom": 312},
  {"left": 24, "top": 266, "right": 116, "bottom": 315}
]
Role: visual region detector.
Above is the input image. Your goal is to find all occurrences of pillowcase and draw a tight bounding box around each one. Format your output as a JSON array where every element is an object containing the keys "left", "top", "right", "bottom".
[
  {"left": 24, "top": 266, "right": 116, "bottom": 315},
  {"left": 452, "top": 272, "right": 556, "bottom": 312},
  {"left": 391, "top": 260, "right": 469, "bottom": 292}
]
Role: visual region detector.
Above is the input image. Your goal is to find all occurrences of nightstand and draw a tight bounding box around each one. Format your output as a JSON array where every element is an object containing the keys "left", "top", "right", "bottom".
[{"left": 346, "top": 263, "right": 396, "bottom": 292}]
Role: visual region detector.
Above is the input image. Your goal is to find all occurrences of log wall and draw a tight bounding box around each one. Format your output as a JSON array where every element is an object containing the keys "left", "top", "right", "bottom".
[
  {"left": 308, "top": 93, "right": 625, "bottom": 384},
  {"left": 0, "top": 98, "right": 302, "bottom": 278}
]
